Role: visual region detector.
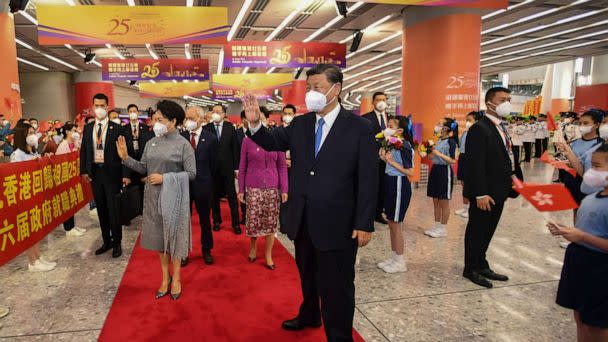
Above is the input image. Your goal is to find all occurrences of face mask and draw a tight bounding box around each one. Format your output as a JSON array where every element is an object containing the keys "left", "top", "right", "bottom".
[
  {"left": 488, "top": 101, "right": 512, "bottom": 117},
  {"left": 465, "top": 121, "right": 473, "bottom": 129},
  {"left": 434, "top": 125, "right": 443, "bottom": 134},
  {"left": 599, "top": 125, "right": 608, "bottom": 139},
  {"left": 375, "top": 101, "right": 388, "bottom": 112},
  {"left": 129, "top": 112, "right": 139, "bottom": 121},
  {"left": 153, "top": 122, "right": 168, "bottom": 137},
  {"left": 53, "top": 135, "right": 63, "bottom": 144},
  {"left": 111, "top": 118, "right": 121, "bottom": 125},
  {"left": 2, "top": 120, "right": 8, "bottom": 126},
  {"left": 26, "top": 134, "right": 38, "bottom": 148},
  {"left": 31, "top": 123, "right": 38, "bottom": 130},
  {"left": 94, "top": 107, "right": 108, "bottom": 120},
  {"left": 305, "top": 84, "right": 336, "bottom": 113},
  {"left": 184, "top": 119, "right": 198, "bottom": 132},
  {"left": 283, "top": 115, "right": 294, "bottom": 124},
  {"left": 583, "top": 168, "right": 608, "bottom": 189},
  {"left": 578, "top": 125, "right": 593, "bottom": 135},
  {"left": 383, "top": 128, "right": 396, "bottom": 137},
  {"left": 211, "top": 113, "right": 222, "bottom": 123},
  {"left": 71, "top": 132, "right": 81, "bottom": 142}
]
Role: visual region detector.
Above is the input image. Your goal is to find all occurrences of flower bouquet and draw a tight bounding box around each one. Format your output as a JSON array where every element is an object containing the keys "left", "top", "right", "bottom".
[
  {"left": 417, "top": 139, "right": 435, "bottom": 158},
  {"left": 375, "top": 131, "right": 404, "bottom": 151}
]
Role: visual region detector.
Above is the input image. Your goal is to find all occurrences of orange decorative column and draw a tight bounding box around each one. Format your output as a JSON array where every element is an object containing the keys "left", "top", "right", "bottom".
[
  {"left": 402, "top": 7, "right": 482, "bottom": 140},
  {"left": 359, "top": 92, "right": 373, "bottom": 115},
  {"left": 0, "top": 13, "right": 23, "bottom": 122},
  {"left": 282, "top": 80, "right": 307, "bottom": 114}
]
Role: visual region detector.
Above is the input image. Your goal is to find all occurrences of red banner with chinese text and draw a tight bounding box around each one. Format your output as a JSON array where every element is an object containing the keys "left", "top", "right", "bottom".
[{"left": 0, "top": 152, "right": 93, "bottom": 266}]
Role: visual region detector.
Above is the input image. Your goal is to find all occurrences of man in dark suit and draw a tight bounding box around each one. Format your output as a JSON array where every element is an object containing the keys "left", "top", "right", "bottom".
[
  {"left": 80, "top": 93, "right": 133, "bottom": 258},
  {"left": 362, "top": 91, "right": 390, "bottom": 224},
  {"left": 204, "top": 104, "right": 241, "bottom": 234},
  {"left": 182, "top": 106, "right": 218, "bottom": 265},
  {"left": 463, "top": 87, "right": 523, "bottom": 288},
  {"left": 124, "top": 104, "right": 149, "bottom": 212},
  {"left": 244, "top": 64, "right": 377, "bottom": 342}
]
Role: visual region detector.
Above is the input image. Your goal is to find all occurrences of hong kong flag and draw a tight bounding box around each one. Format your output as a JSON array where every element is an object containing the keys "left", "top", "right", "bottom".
[
  {"left": 540, "top": 151, "right": 577, "bottom": 177},
  {"left": 546, "top": 112, "right": 558, "bottom": 131},
  {"left": 512, "top": 176, "right": 579, "bottom": 212}
]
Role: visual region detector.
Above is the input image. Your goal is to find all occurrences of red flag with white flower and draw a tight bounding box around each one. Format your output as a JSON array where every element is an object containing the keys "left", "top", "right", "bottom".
[
  {"left": 512, "top": 176, "right": 578, "bottom": 211},
  {"left": 540, "top": 151, "right": 577, "bottom": 177}
]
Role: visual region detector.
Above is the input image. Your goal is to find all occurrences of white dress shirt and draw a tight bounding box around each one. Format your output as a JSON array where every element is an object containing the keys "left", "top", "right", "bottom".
[
  {"left": 315, "top": 104, "right": 341, "bottom": 151},
  {"left": 214, "top": 121, "right": 224, "bottom": 138},
  {"left": 374, "top": 109, "right": 388, "bottom": 130},
  {"left": 93, "top": 117, "right": 109, "bottom": 149}
]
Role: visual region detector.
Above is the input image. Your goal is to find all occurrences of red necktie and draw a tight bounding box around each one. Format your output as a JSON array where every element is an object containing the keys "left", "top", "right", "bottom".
[{"left": 190, "top": 132, "right": 197, "bottom": 149}]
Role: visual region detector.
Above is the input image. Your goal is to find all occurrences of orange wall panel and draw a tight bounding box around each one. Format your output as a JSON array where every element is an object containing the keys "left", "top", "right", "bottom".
[
  {"left": 574, "top": 84, "right": 608, "bottom": 113},
  {"left": 0, "top": 14, "right": 22, "bottom": 122}
]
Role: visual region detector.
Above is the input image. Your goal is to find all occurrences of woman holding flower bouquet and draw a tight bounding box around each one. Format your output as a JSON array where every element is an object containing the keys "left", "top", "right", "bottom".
[
  {"left": 425, "top": 118, "right": 458, "bottom": 238},
  {"left": 377, "top": 116, "right": 415, "bottom": 273}
]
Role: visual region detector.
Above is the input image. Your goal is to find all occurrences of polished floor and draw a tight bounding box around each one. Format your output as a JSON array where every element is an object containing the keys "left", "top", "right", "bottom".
[{"left": 0, "top": 159, "right": 576, "bottom": 341}]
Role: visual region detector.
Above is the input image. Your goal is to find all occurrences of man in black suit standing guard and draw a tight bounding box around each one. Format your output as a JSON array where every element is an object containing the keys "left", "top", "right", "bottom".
[
  {"left": 80, "top": 93, "right": 133, "bottom": 258},
  {"left": 244, "top": 64, "right": 378, "bottom": 342},
  {"left": 204, "top": 104, "right": 241, "bottom": 234},
  {"left": 463, "top": 87, "right": 523, "bottom": 288},
  {"left": 362, "top": 92, "right": 390, "bottom": 224}
]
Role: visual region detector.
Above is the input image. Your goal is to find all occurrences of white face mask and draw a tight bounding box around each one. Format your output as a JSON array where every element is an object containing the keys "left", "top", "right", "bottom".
[
  {"left": 465, "top": 121, "right": 473, "bottom": 129},
  {"left": 129, "top": 112, "right": 139, "bottom": 121},
  {"left": 578, "top": 125, "right": 594, "bottom": 135},
  {"left": 71, "top": 132, "right": 81, "bottom": 142},
  {"left": 488, "top": 101, "right": 512, "bottom": 117},
  {"left": 599, "top": 125, "right": 608, "bottom": 139},
  {"left": 434, "top": 125, "right": 443, "bottom": 134},
  {"left": 26, "top": 134, "right": 38, "bottom": 148},
  {"left": 53, "top": 135, "right": 63, "bottom": 144},
  {"left": 94, "top": 107, "right": 108, "bottom": 120},
  {"left": 283, "top": 115, "right": 294, "bottom": 124},
  {"left": 583, "top": 168, "right": 608, "bottom": 189},
  {"left": 184, "top": 119, "right": 198, "bottom": 132},
  {"left": 153, "top": 122, "right": 168, "bottom": 137},
  {"left": 31, "top": 123, "right": 38, "bottom": 130},
  {"left": 305, "top": 83, "right": 336, "bottom": 113},
  {"left": 383, "top": 128, "right": 396, "bottom": 137},
  {"left": 375, "top": 101, "right": 388, "bottom": 112},
  {"left": 211, "top": 113, "right": 222, "bottom": 123}
]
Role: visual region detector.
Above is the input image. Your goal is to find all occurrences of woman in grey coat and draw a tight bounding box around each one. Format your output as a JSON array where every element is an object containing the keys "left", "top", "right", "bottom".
[{"left": 117, "top": 100, "right": 196, "bottom": 300}]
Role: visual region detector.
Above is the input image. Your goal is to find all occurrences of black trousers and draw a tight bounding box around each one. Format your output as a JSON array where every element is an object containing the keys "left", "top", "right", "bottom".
[
  {"left": 241, "top": 202, "right": 247, "bottom": 222},
  {"left": 542, "top": 138, "right": 548, "bottom": 152},
  {"left": 91, "top": 166, "right": 122, "bottom": 245},
  {"left": 375, "top": 161, "right": 386, "bottom": 218},
  {"left": 513, "top": 146, "right": 521, "bottom": 164},
  {"left": 192, "top": 196, "right": 213, "bottom": 252},
  {"left": 464, "top": 199, "right": 505, "bottom": 273},
  {"left": 523, "top": 142, "right": 532, "bottom": 162},
  {"left": 211, "top": 171, "right": 239, "bottom": 227},
  {"left": 534, "top": 138, "right": 544, "bottom": 158},
  {"left": 295, "top": 218, "right": 357, "bottom": 342},
  {"left": 63, "top": 216, "right": 75, "bottom": 231}
]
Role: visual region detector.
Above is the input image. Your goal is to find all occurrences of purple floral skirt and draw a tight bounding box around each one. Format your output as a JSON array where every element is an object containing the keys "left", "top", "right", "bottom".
[{"left": 245, "top": 187, "right": 280, "bottom": 237}]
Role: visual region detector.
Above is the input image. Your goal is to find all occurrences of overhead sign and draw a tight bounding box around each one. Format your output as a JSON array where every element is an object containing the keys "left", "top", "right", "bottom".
[
  {"left": 138, "top": 81, "right": 210, "bottom": 98},
  {"left": 102, "top": 59, "right": 209, "bottom": 82},
  {"left": 212, "top": 73, "right": 293, "bottom": 100},
  {"left": 342, "top": 0, "right": 506, "bottom": 8},
  {"left": 36, "top": 5, "right": 229, "bottom": 45},
  {"left": 224, "top": 41, "right": 346, "bottom": 68}
]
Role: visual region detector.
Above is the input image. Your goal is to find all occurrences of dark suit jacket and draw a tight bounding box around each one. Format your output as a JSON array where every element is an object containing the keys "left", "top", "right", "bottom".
[
  {"left": 463, "top": 116, "right": 523, "bottom": 203},
  {"left": 80, "top": 120, "right": 132, "bottom": 183},
  {"left": 204, "top": 121, "right": 239, "bottom": 176},
  {"left": 181, "top": 129, "right": 218, "bottom": 200},
  {"left": 362, "top": 111, "right": 384, "bottom": 135},
  {"left": 247, "top": 107, "right": 378, "bottom": 251}
]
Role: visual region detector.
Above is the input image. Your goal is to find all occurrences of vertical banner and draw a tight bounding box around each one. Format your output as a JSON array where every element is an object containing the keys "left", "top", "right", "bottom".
[{"left": 0, "top": 152, "right": 93, "bottom": 266}]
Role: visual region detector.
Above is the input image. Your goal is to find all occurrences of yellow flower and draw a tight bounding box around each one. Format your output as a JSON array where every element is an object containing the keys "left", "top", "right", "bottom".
[{"left": 375, "top": 132, "right": 385, "bottom": 139}]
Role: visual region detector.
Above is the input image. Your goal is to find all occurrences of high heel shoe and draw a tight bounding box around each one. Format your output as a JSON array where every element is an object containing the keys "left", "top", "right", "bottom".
[
  {"left": 155, "top": 277, "right": 172, "bottom": 299},
  {"left": 170, "top": 281, "right": 181, "bottom": 301},
  {"left": 265, "top": 263, "right": 276, "bottom": 270},
  {"left": 248, "top": 256, "right": 256, "bottom": 263}
]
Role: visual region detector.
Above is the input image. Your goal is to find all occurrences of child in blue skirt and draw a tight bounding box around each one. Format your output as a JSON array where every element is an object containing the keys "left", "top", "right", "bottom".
[
  {"left": 378, "top": 116, "right": 414, "bottom": 273},
  {"left": 425, "top": 118, "right": 458, "bottom": 238},
  {"left": 547, "top": 143, "right": 608, "bottom": 341}
]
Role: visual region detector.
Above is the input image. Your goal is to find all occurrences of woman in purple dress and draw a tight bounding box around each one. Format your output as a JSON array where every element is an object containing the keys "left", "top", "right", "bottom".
[{"left": 238, "top": 134, "right": 288, "bottom": 270}]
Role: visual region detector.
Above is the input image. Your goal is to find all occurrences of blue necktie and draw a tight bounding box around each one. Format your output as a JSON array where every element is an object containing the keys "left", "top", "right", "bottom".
[
  {"left": 314, "top": 118, "right": 325, "bottom": 157},
  {"left": 215, "top": 124, "right": 221, "bottom": 139}
]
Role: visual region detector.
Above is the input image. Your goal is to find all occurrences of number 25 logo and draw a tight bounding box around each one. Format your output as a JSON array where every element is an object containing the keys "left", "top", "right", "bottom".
[
  {"left": 447, "top": 76, "right": 464, "bottom": 89},
  {"left": 141, "top": 62, "right": 160, "bottom": 79},
  {"left": 108, "top": 19, "right": 131, "bottom": 36}
]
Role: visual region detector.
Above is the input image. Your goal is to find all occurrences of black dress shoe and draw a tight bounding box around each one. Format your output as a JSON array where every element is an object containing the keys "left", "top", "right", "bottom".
[
  {"left": 480, "top": 269, "right": 509, "bottom": 281},
  {"left": 240, "top": 218, "right": 246, "bottom": 225},
  {"left": 282, "top": 318, "right": 322, "bottom": 331},
  {"left": 463, "top": 271, "right": 493, "bottom": 288},
  {"left": 112, "top": 245, "right": 122, "bottom": 258},
  {"left": 95, "top": 243, "right": 112, "bottom": 255},
  {"left": 266, "top": 263, "right": 276, "bottom": 270},
  {"left": 213, "top": 224, "right": 221, "bottom": 232},
  {"left": 203, "top": 252, "right": 213, "bottom": 265},
  {"left": 181, "top": 257, "right": 189, "bottom": 267},
  {"left": 233, "top": 226, "right": 242, "bottom": 235},
  {"left": 375, "top": 216, "right": 388, "bottom": 224}
]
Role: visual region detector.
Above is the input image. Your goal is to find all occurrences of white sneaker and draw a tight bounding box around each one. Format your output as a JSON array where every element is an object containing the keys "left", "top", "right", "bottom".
[
  {"left": 66, "top": 228, "right": 85, "bottom": 237},
  {"left": 455, "top": 208, "right": 466, "bottom": 216},
  {"left": 0, "top": 306, "right": 8, "bottom": 319},
  {"left": 424, "top": 224, "right": 440, "bottom": 237},
  {"left": 377, "top": 258, "right": 395, "bottom": 269},
  {"left": 28, "top": 259, "right": 55, "bottom": 272},
  {"left": 560, "top": 241, "right": 570, "bottom": 249},
  {"left": 382, "top": 260, "right": 407, "bottom": 273},
  {"left": 89, "top": 208, "right": 98, "bottom": 218},
  {"left": 427, "top": 226, "right": 447, "bottom": 238},
  {"left": 75, "top": 227, "right": 87, "bottom": 234},
  {"left": 39, "top": 256, "right": 57, "bottom": 267}
]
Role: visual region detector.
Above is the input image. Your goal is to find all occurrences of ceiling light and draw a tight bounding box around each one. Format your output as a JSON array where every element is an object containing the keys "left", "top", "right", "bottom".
[
  {"left": 146, "top": 43, "right": 159, "bottom": 60},
  {"left": 65, "top": 0, "right": 76, "bottom": 6},
  {"left": 266, "top": 67, "right": 276, "bottom": 74},
  {"left": 105, "top": 44, "right": 125, "bottom": 60},
  {"left": 172, "top": 79, "right": 178, "bottom": 83},
  {"left": 342, "top": 80, "right": 361, "bottom": 91},
  {"left": 149, "top": 80, "right": 156, "bottom": 83},
  {"left": 355, "top": 95, "right": 361, "bottom": 103},
  {"left": 185, "top": 44, "right": 192, "bottom": 59},
  {"left": 227, "top": 0, "right": 254, "bottom": 41},
  {"left": 343, "top": 46, "right": 401, "bottom": 72},
  {"left": 19, "top": 10, "right": 38, "bottom": 25},
  {"left": 242, "top": 67, "right": 250, "bottom": 74},
  {"left": 127, "top": 0, "right": 136, "bottom": 6},
  {"left": 16, "top": 38, "right": 79, "bottom": 70},
  {"left": 303, "top": 2, "right": 364, "bottom": 42},
  {"left": 385, "top": 84, "right": 401, "bottom": 92},
  {"left": 217, "top": 48, "right": 224, "bottom": 74},
  {"left": 344, "top": 57, "right": 401, "bottom": 81},
  {"left": 369, "top": 79, "right": 400, "bottom": 92},
  {"left": 17, "top": 57, "right": 49, "bottom": 71},
  {"left": 347, "top": 31, "right": 401, "bottom": 59},
  {"left": 186, "top": 0, "right": 194, "bottom": 7},
  {"left": 375, "top": 66, "right": 402, "bottom": 77},
  {"left": 352, "top": 80, "right": 382, "bottom": 92},
  {"left": 265, "top": 0, "right": 316, "bottom": 42},
  {"left": 482, "top": 0, "right": 534, "bottom": 20},
  {"left": 340, "top": 14, "right": 394, "bottom": 44}
]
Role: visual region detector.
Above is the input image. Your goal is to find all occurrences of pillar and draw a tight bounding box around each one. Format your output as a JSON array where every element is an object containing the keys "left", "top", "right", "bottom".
[
  {"left": 281, "top": 79, "right": 307, "bottom": 114},
  {"left": 0, "top": 13, "right": 22, "bottom": 123},
  {"left": 359, "top": 92, "right": 373, "bottom": 115},
  {"left": 402, "top": 6, "right": 482, "bottom": 140},
  {"left": 74, "top": 71, "right": 114, "bottom": 118}
]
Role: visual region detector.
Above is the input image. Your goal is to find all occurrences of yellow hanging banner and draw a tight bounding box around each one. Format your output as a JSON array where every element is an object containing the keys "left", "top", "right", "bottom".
[
  {"left": 211, "top": 73, "right": 293, "bottom": 99},
  {"left": 139, "top": 81, "right": 210, "bottom": 98},
  {"left": 37, "top": 5, "right": 228, "bottom": 45}
]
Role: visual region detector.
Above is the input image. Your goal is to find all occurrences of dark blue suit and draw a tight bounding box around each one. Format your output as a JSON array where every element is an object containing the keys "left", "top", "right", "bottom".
[
  {"left": 181, "top": 129, "right": 218, "bottom": 252},
  {"left": 248, "top": 106, "right": 377, "bottom": 341}
]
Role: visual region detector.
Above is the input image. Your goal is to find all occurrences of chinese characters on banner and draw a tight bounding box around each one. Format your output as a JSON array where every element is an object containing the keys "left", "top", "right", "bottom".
[
  {"left": 443, "top": 72, "right": 480, "bottom": 122},
  {"left": 102, "top": 59, "right": 210, "bottom": 82},
  {"left": 224, "top": 41, "right": 346, "bottom": 68},
  {"left": 0, "top": 152, "right": 93, "bottom": 266}
]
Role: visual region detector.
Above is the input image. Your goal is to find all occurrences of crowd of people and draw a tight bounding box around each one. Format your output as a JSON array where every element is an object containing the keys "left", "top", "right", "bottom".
[{"left": 1, "top": 63, "right": 607, "bottom": 341}]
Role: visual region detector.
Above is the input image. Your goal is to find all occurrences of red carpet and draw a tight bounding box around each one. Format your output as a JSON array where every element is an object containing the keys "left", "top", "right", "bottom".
[{"left": 99, "top": 203, "right": 365, "bottom": 341}]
